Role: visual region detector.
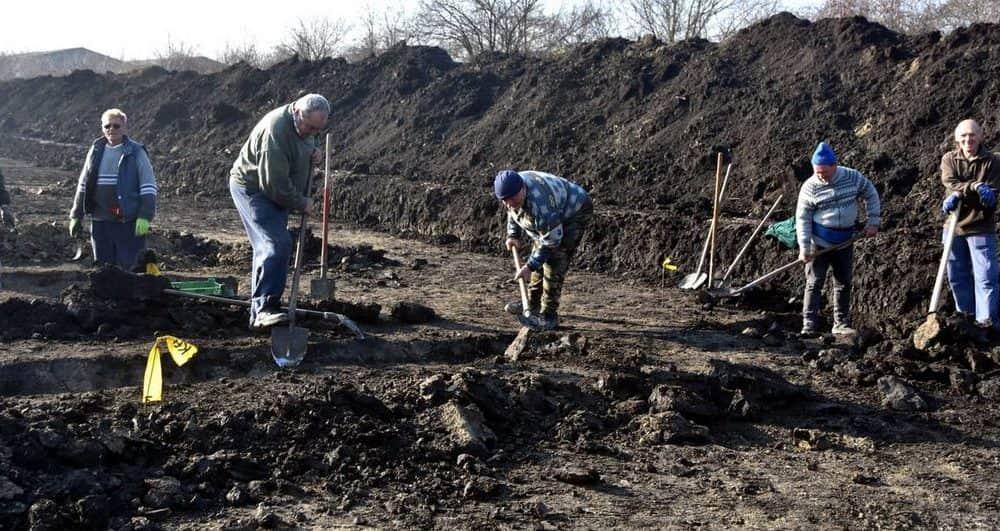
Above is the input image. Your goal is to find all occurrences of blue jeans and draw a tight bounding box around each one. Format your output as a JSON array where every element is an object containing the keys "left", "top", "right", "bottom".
[
  {"left": 945, "top": 230, "right": 999, "bottom": 326},
  {"left": 230, "top": 180, "right": 291, "bottom": 326},
  {"left": 91, "top": 219, "right": 146, "bottom": 270}
]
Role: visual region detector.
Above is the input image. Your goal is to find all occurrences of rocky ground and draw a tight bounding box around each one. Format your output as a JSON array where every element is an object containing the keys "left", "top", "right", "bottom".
[
  {"left": 1, "top": 148, "right": 998, "bottom": 531},
  {"left": 2, "top": 12, "right": 1000, "bottom": 530}
]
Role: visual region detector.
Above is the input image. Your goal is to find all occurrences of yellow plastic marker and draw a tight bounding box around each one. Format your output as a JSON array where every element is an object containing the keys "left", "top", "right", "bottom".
[
  {"left": 141, "top": 336, "right": 199, "bottom": 403},
  {"left": 145, "top": 262, "right": 161, "bottom": 276},
  {"left": 142, "top": 343, "right": 163, "bottom": 403},
  {"left": 661, "top": 257, "right": 678, "bottom": 272}
]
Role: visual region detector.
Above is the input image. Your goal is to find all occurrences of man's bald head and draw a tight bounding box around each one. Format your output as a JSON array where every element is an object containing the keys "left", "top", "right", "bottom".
[{"left": 955, "top": 119, "right": 984, "bottom": 158}]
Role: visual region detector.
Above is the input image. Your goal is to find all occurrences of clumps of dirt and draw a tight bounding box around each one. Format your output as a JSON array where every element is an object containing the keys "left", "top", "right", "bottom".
[
  {"left": 0, "top": 222, "right": 75, "bottom": 265},
  {"left": 0, "top": 297, "right": 78, "bottom": 340}
]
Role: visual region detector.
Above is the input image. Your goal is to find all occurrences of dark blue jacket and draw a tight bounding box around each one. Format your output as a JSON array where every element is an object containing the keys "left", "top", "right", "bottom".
[{"left": 70, "top": 136, "right": 157, "bottom": 221}]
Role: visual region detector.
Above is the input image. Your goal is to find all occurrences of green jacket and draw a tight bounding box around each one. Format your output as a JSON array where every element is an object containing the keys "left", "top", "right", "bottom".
[{"left": 229, "top": 104, "right": 317, "bottom": 210}]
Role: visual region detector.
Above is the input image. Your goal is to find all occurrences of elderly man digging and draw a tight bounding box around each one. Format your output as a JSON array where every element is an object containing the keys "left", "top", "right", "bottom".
[
  {"left": 229, "top": 94, "right": 328, "bottom": 329},
  {"left": 496, "top": 170, "right": 593, "bottom": 331},
  {"left": 940, "top": 119, "right": 1000, "bottom": 329},
  {"left": 796, "top": 142, "right": 881, "bottom": 337}
]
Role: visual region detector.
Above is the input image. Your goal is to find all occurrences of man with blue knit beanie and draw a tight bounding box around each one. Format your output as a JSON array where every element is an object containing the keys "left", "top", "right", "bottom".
[
  {"left": 940, "top": 119, "right": 1000, "bottom": 329},
  {"left": 795, "top": 142, "right": 881, "bottom": 337},
  {"left": 495, "top": 170, "right": 593, "bottom": 331}
]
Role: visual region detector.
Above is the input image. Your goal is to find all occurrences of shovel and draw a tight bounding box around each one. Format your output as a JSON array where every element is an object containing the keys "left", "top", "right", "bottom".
[
  {"left": 679, "top": 161, "right": 732, "bottom": 289},
  {"left": 271, "top": 170, "right": 316, "bottom": 368},
  {"left": 709, "top": 236, "right": 862, "bottom": 299},
  {"left": 162, "top": 288, "right": 364, "bottom": 339},
  {"left": 71, "top": 230, "right": 90, "bottom": 261},
  {"left": 715, "top": 194, "right": 783, "bottom": 289},
  {"left": 511, "top": 247, "right": 531, "bottom": 318},
  {"left": 310, "top": 133, "right": 336, "bottom": 300},
  {"left": 914, "top": 210, "right": 960, "bottom": 347}
]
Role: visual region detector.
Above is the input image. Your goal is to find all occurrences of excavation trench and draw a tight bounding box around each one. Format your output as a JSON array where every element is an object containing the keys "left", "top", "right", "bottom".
[{"left": 0, "top": 333, "right": 510, "bottom": 397}]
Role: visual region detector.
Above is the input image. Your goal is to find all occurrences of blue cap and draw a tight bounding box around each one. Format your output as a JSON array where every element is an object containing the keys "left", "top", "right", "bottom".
[
  {"left": 494, "top": 170, "right": 523, "bottom": 199},
  {"left": 811, "top": 142, "right": 837, "bottom": 166}
]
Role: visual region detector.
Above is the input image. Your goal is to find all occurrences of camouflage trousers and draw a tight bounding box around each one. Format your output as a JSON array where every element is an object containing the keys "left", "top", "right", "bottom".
[{"left": 527, "top": 198, "right": 593, "bottom": 317}]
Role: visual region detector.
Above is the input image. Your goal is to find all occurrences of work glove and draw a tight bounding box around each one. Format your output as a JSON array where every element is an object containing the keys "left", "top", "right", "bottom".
[
  {"left": 135, "top": 218, "right": 151, "bottom": 237},
  {"left": 0, "top": 206, "right": 14, "bottom": 228},
  {"left": 978, "top": 183, "right": 996, "bottom": 208},
  {"left": 69, "top": 218, "right": 82, "bottom": 237},
  {"left": 942, "top": 192, "right": 961, "bottom": 215}
]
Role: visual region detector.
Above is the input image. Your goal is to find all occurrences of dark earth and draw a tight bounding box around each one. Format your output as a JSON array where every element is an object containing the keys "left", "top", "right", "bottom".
[{"left": 1, "top": 12, "right": 999, "bottom": 530}]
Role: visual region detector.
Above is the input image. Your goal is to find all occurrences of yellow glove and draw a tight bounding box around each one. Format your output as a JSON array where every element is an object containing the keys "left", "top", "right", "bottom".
[{"left": 135, "top": 218, "right": 150, "bottom": 237}]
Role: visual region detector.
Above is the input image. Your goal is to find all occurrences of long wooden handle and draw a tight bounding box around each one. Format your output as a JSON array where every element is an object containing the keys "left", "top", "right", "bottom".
[
  {"left": 720, "top": 194, "right": 783, "bottom": 285},
  {"left": 693, "top": 164, "right": 733, "bottom": 276},
  {"left": 286, "top": 163, "right": 316, "bottom": 328},
  {"left": 512, "top": 247, "right": 531, "bottom": 315},
  {"left": 733, "top": 236, "right": 861, "bottom": 295},
  {"left": 320, "top": 133, "right": 331, "bottom": 279},
  {"left": 708, "top": 153, "right": 724, "bottom": 285},
  {"left": 929, "top": 211, "right": 960, "bottom": 313}
]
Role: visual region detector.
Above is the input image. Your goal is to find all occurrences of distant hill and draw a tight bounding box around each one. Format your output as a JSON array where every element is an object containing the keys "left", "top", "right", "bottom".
[{"left": 0, "top": 47, "right": 225, "bottom": 80}]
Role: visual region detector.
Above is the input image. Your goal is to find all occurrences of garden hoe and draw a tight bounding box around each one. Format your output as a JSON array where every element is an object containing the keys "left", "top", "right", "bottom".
[
  {"left": 310, "top": 133, "right": 336, "bottom": 300},
  {"left": 271, "top": 169, "right": 316, "bottom": 368},
  {"left": 679, "top": 160, "right": 732, "bottom": 290},
  {"left": 709, "top": 236, "right": 861, "bottom": 299},
  {"left": 914, "top": 210, "right": 960, "bottom": 346}
]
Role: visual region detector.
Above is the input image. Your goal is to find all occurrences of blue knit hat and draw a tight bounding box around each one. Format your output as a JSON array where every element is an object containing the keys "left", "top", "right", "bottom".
[
  {"left": 494, "top": 170, "right": 523, "bottom": 200},
  {"left": 811, "top": 142, "right": 837, "bottom": 165}
]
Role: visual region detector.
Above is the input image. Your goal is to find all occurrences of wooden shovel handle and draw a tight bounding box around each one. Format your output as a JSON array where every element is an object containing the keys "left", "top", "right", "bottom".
[{"left": 512, "top": 247, "right": 531, "bottom": 313}]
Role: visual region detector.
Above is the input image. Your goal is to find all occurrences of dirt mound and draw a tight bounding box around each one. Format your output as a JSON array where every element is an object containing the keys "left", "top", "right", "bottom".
[{"left": 4, "top": 15, "right": 1000, "bottom": 333}]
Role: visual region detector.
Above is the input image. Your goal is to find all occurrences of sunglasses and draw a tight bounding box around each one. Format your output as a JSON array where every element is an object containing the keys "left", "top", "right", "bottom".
[{"left": 103, "top": 123, "right": 122, "bottom": 130}]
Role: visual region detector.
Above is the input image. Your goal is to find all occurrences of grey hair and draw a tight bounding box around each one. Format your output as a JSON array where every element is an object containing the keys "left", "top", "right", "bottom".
[
  {"left": 292, "top": 93, "right": 330, "bottom": 116},
  {"left": 101, "top": 108, "right": 127, "bottom": 124}
]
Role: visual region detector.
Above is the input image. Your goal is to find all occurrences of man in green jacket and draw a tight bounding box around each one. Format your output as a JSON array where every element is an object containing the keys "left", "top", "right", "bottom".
[{"left": 229, "top": 94, "right": 328, "bottom": 329}]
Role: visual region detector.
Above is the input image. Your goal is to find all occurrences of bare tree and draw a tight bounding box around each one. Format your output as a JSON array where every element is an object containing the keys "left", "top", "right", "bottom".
[
  {"left": 714, "top": 0, "right": 785, "bottom": 40},
  {"left": 415, "top": 0, "right": 545, "bottom": 59},
  {"left": 624, "top": 0, "right": 739, "bottom": 43},
  {"left": 536, "top": 1, "right": 617, "bottom": 51},
  {"left": 218, "top": 41, "right": 266, "bottom": 68},
  {"left": 935, "top": 0, "right": 1000, "bottom": 32},
  {"left": 276, "top": 17, "right": 351, "bottom": 61},
  {"left": 351, "top": 2, "right": 419, "bottom": 59},
  {"left": 154, "top": 37, "right": 205, "bottom": 71}
]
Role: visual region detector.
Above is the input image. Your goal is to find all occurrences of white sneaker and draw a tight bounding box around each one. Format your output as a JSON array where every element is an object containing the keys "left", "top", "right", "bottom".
[
  {"left": 831, "top": 323, "right": 857, "bottom": 336},
  {"left": 253, "top": 308, "right": 289, "bottom": 328}
]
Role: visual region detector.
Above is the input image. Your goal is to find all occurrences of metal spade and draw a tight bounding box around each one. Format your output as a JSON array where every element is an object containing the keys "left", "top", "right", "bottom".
[{"left": 271, "top": 171, "right": 315, "bottom": 367}]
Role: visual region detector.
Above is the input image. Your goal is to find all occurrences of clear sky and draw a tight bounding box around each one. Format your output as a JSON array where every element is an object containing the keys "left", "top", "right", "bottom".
[{"left": 1, "top": 0, "right": 818, "bottom": 61}]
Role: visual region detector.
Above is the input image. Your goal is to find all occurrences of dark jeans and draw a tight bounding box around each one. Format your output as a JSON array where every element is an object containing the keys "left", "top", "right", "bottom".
[
  {"left": 528, "top": 198, "right": 593, "bottom": 317},
  {"left": 803, "top": 244, "right": 853, "bottom": 328},
  {"left": 229, "top": 180, "right": 292, "bottom": 326},
  {"left": 91, "top": 219, "right": 147, "bottom": 270}
]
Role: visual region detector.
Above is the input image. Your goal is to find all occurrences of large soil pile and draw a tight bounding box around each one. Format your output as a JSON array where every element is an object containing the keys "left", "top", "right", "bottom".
[{"left": 3, "top": 13, "right": 1000, "bottom": 334}]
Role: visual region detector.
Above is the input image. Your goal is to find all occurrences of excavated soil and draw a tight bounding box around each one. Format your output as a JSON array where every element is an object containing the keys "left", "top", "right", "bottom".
[{"left": 2, "top": 13, "right": 1000, "bottom": 530}]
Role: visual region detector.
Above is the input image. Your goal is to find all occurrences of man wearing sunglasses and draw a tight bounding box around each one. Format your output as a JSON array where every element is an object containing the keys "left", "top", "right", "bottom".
[
  {"left": 69, "top": 108, "right": 158, "bottom": 269},
  {"left": 229, "top": 93, "right": 329, "bottom": 329}
]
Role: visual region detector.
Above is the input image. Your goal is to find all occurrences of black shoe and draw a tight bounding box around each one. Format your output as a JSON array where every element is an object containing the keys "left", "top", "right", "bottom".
[{"left": 517, "top": 313, "right": 559, "bottom": 331}]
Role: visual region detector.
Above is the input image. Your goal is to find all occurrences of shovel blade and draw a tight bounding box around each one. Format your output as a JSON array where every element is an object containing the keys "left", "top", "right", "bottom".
[
  {"left": 708, "top": 286, "right": 741, "bottom": 299},
  {"left": 71, "top": 242, "right": 85, "bottom": 261},
  {"left": 678, "top": 272, "right": 707, "bottom": 290},
  {"left": 270, "top": 325, "right": 309, "bottom": 367}
]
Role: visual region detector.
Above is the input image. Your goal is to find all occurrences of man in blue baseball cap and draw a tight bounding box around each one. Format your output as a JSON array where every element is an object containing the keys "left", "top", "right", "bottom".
[
  {"left": 495, "top": 169, "right": 593, "bottom": 331},
  {"left": 795, "top": 141, "right": 881, "bottom": 338},
  {"left": 940, "top": 119, "right": 1000, "bottom": 329}
]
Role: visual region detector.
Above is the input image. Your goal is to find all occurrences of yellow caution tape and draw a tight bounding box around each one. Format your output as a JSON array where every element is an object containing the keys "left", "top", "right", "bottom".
[
  {"left": 141, "top": 336, "right": 199, "bottom": 403},
  {"left": 661, "top": 257, "right": 678, "bottom": 272}
]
